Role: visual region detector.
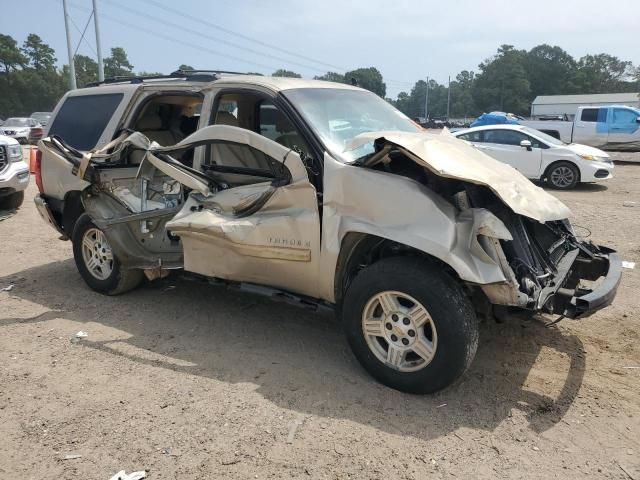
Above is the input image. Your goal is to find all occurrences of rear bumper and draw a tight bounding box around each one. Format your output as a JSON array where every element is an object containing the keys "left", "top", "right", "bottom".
[
  {"left": 34, "top": 193, "right": 66, "bottom": 237},
  {"left": 563, "top": 250, "right": 622, "bottom": 318}
]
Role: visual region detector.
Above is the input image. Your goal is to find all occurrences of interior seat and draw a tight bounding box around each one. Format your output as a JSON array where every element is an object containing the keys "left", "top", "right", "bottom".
[
  {"left": 136, "top": 114, "right": 178, "bottom": 146},
  {"left": 215, "top": 111, "right": 240, "bottom": 127}
]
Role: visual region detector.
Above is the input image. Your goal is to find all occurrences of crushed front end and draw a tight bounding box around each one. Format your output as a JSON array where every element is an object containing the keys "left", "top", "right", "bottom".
[
  {"left": 348, "top": 131, "right": 622, "bottom": 319},
  {"left": 474, "top": 199, "right": 622, "bottom": 319}
]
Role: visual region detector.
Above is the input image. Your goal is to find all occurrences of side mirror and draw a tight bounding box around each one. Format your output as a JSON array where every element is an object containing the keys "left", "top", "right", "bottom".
[{"left": 520, "top": 139, "right": 532, "bottom": 151}]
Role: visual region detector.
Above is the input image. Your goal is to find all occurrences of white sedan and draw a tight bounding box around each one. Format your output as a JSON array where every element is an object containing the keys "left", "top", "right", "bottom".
[{"left": 453, "top": 124, "right": 614, "bottom": 189}]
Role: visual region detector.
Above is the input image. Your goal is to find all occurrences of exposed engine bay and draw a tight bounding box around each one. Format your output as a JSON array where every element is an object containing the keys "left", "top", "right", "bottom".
[{"left": 361, "top": 141, "right": 621, "bottom": 319}]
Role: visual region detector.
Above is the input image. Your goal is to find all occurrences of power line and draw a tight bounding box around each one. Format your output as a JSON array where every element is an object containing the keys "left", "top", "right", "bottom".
[
  {"left": 68, "top": 1, "right": 280, "bottom": 72},
  {"left": 70, "top": 0, "right": 414, "bottom": 89},
  {"left": 136, "top": 0, "right": 413, "bottom": 87},
  {"left": 73, "top": 11, "right": 94, "bottom": 57},
  {"left": 139, "top": 0, "right": 348, "bottom": 73},
  {"left": 108, "top": 0, "right": 328, "bottom": 75},
  {"left": 67, "top": 9, "right": 97, "bottom": 57}
]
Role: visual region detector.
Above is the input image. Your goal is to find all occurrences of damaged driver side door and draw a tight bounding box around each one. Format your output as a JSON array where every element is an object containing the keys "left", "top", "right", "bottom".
[{"left": 147, "top": 125, "right": 322, "bottom": 298}]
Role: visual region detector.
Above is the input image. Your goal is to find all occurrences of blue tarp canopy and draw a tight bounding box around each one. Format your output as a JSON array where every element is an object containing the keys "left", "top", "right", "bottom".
[{"left": 470, "top": 111, "right": 521, "bottom": 127}]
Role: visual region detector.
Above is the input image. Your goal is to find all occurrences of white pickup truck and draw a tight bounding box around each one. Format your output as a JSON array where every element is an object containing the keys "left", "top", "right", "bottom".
[{"left": 523, "top": 105, "right": 640, "bottom": 151}]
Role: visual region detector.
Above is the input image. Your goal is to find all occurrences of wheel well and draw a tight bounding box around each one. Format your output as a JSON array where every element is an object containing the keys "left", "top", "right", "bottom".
[
  {"left": 543, "top": 160, "right": 581, "bottom": 182},
  {"left": 334, "top": 232, "right": 460, "bottom": 307},
  {"left": 62, "top": 190, "right": 85, "bottom": 238}
]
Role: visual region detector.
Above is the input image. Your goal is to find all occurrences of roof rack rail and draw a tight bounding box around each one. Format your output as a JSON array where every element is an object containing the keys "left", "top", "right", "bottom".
[{"left": 85, "top": 69, "right": 249, "bottom": 88}]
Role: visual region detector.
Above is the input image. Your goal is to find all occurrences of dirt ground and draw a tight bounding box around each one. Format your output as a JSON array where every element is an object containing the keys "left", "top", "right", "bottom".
[{"left": 1, "top": 154, "right": 639, "bottom": 480}]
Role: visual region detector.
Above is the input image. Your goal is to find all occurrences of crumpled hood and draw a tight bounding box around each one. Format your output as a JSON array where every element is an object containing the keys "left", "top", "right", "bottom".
[
  {"left": 565, "top": 142, "right": 610, "bottom": 158},
  {"left": 346, "top": 129, "right": 572, "bottom": 223}
]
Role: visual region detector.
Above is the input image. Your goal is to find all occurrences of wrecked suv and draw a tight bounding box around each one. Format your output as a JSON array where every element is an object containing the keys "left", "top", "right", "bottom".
[{"left": 34, "top": 72, "right": 622, "bottom": 393}]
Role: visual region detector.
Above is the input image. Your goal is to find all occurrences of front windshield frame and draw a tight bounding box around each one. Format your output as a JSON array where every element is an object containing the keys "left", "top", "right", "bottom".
[
  {"left": 4, "top": 118, "right": 29, "bottom": 127},
  {"left": 521, "top": 126, "right": 566, "bottom": 146},
  {"left": 282, "top": 87, "right": 422, "bottom": 163}
]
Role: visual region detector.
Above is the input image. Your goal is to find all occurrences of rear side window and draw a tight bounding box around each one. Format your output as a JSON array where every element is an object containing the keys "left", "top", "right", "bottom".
[
  {"left": 48, "top": 93, "right": 123, "bottom": 150},
  {"left": 483, "top": 129, "right": 528, "bottom": 146},
  {"left": 580, "top": 108, "right": 606, "bottom": 122},
  {"left": 458, "top": 131, "right": 484, "bottom": 142}
]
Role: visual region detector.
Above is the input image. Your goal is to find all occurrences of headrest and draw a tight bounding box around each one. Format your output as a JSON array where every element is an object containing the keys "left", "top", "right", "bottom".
[
  {"left": 136, "top": 114, "right": 163, "bottom": 131},
  {"left": 216, "top": 111, "right": 239, "bottom": 127}
]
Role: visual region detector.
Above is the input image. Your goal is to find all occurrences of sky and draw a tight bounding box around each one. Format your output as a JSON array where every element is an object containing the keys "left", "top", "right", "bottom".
[{"left": 1, "top": 0, "right": 638, "bottom": 98}]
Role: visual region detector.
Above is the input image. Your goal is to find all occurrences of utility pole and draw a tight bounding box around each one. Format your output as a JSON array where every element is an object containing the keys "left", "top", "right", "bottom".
[
  {"left": 446, "top": 75, "right": 451, "bottom": 120},
  {"left": 424, "top": 76, "right": 429, "bottom": 120},
  {"left": 62, "top": 0, "right": 77, "bottom": 90},
  {"left": 93, "top": 0, "right": 104, "bottom": 81}
]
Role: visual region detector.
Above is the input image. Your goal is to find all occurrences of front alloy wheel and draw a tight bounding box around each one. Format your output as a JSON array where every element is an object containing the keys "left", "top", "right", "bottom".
[
  {"left": 342, "top": 257, "right": 478, "bottom": 394},
  {"left": 548, "top": 162, "right": 579, "bottom": 189},
  {"left": 362, "top": 291, "right": 437, "bottom": 372}
]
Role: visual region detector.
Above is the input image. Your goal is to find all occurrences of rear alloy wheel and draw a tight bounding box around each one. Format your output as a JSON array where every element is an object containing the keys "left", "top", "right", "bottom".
[
  {"left": 342, "top": 257, "right": 478, "bottom": 394},
  {"left": 547, "top": 162, "right": 579, "bottom": 189},
  {"left": 72, "top": 214, "right": 143, "bottom": 295},
  {"left": 81, "top": 227, "right": 114, "bottom": 281}
]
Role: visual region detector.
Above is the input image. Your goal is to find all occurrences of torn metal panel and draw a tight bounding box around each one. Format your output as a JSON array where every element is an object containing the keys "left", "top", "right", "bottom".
[
  {"left": 317, "top": 152, "right": 513, "bottom": 302},
  {"left": 167, "top": 180, "right": 320, "bottom": 297},
  {"left": 160, "top": 126, "right": 321, "bottom": 297},
  {"left": 346, "top": 130, "right": 572, "bottom": 223}
]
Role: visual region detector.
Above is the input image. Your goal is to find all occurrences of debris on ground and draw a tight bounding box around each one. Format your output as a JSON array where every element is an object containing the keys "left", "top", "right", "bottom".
[
  {"left": 62, "top": 454, "right": 82, "bottom": 460},
  {"left": 75, "top": 331, "right": 88, "bottom": 338},
  {"left": 220, "top": 454, "right": 240, "bottom": 466},
  {"left": 622, "top": 201, "right": 636, "bottom": 207},
  {"left": 108, "top": 470, "right": 147, "bottom": 480},
  {"left": 1, "top": 284, "right": 14, "bottom": 291},
  {"left": 622, "top": 261, "right": 636, "bottom": 269},
  {"left": 287, "top": 418, "right": 305, "bottom": 444}
]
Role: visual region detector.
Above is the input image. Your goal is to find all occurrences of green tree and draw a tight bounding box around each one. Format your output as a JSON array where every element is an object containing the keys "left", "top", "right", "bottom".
[
  {"left": 0, "top": 34, "right": 27, "bottom": 75},
  {"left": 0, "top": 34, "right": 65, "bottom": 117},
  {"left": 449, "top": 70, "right": 477, "bottom": 118},
  {"left": 272, "top": 69, "right": 302, "bottom": 78},
  {"left": 61, "top": 55, "right": 98, "bottom": 87},
  {"left": 21, "top": 34, "right": 57, "bottom": 71},
  {"left": 104, "top": 47, "right": 134, "bottom": 78},
  {"left": 344, "top": 67, "right": 386, "bottom": 97},
  {"left": 524, "top": 44, "right": 576, "bottom": 96},
  {"left": 472, "top": 45, "right": 530, "bottom": 115},
  {"left": 314, "top": 71, "right": 345, "bottom": 83},
  {"left": 572, "top": 53, "right": 633, "bottom": 93},
  {"left": 178, "top": 64, "right": 194, "bottom": 71}
]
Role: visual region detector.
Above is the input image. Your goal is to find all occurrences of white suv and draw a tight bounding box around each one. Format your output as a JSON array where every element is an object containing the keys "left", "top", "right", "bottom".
[{"left": 0, "top": 134, "right": 29, "bottom": 209}]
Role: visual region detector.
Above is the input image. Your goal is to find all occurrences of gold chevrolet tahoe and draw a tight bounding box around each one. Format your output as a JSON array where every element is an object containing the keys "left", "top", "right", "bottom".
[{"left": 35, "top": 72, "right": 621, "bottom": 393}]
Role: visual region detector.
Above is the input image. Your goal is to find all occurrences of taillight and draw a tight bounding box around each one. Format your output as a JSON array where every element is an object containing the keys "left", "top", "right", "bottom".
[
  {"left": 31, "top": 127, "right": 44, "bottom": 137},
  {"left": 35, "top": 149, "right": 44, "bottom": 193}
]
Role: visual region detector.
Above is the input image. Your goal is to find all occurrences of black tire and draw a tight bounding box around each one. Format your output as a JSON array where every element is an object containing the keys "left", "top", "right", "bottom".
[
  {"left": 342, "top": 257, "right": 478, "bottom": 394},
  {"left": 546, "top": 161, "right": 579, "bottom": 190},
  {"left": 72, "top": 214, "right": 143, "bottom": 295},
  {"left": 0, "top": 191, "right": 24, "bottom": 210}
]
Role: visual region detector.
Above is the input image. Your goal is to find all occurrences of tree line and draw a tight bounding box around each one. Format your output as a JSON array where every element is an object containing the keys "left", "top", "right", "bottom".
[{"left": 1, "top": 32, "right": 638, "bottom": 120}]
